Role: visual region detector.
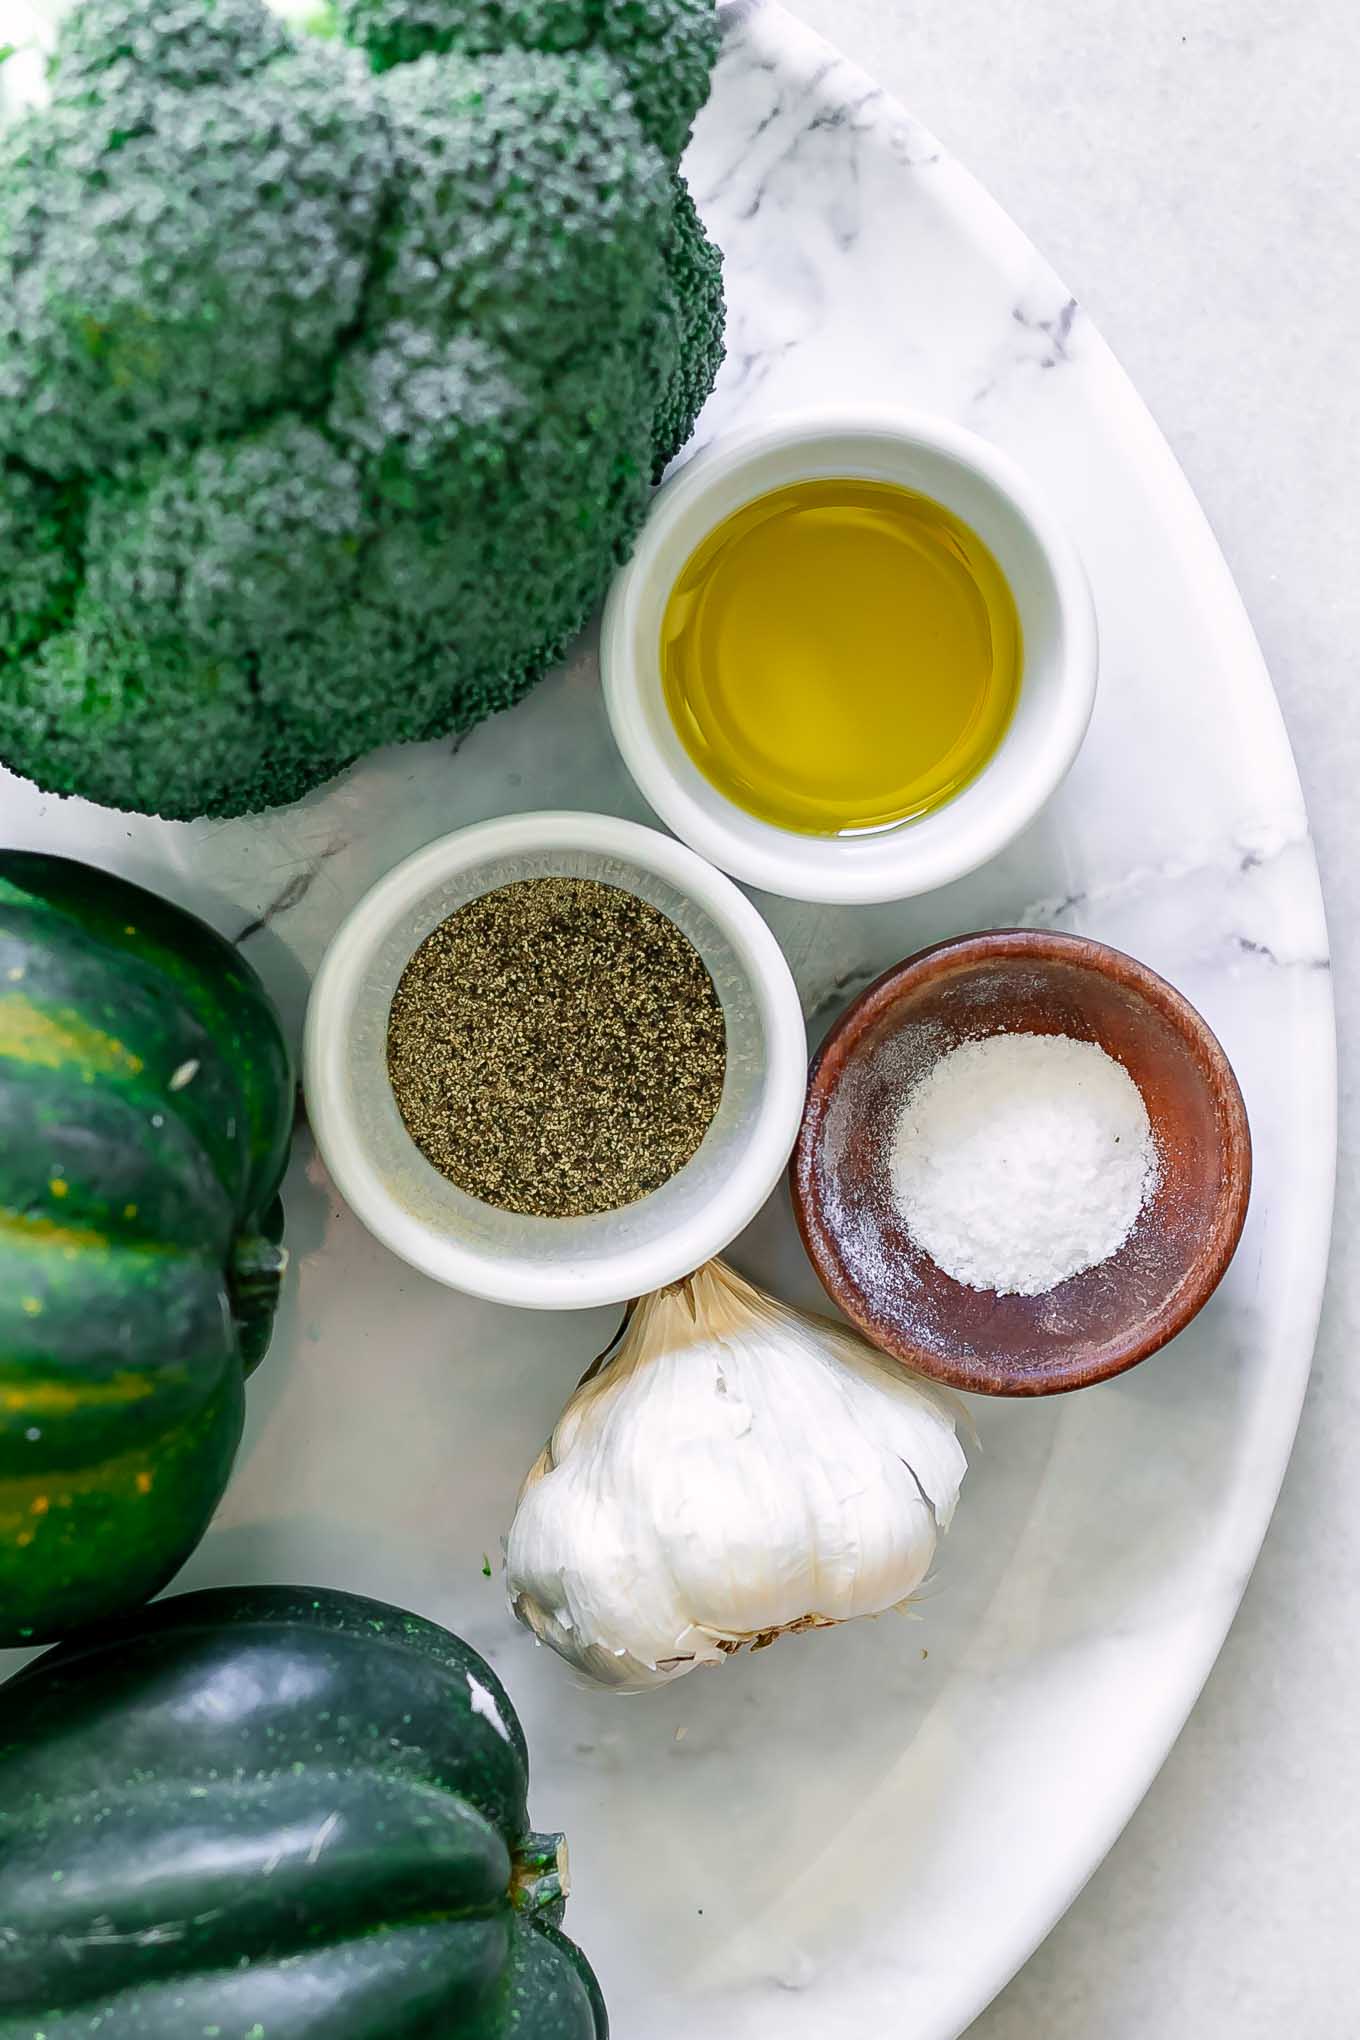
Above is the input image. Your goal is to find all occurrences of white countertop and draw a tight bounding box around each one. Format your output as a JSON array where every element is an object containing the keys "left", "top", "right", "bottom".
[{"left": 779, "top": 1, "right": 1359, "bottom": 2032}]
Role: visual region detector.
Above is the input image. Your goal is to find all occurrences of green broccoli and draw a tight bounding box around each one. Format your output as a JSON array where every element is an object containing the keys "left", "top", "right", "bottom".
[
  {"left": 0, "top": 464, "right": 83, "bottom": 663},
  {"left": 0, "top": 0, "right": 725, "bottom": 821},
  {"left": 332, "top": 0, "right": 722, "bottom": 157}
]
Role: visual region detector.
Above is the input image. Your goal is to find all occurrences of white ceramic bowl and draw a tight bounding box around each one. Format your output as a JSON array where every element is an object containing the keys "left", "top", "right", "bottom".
[
  {"left": 304, "top": 812, "right": 808, "bottom": 1309},
  {"left": 601, "top": 408, "right": 1098, "bottom": 904}
]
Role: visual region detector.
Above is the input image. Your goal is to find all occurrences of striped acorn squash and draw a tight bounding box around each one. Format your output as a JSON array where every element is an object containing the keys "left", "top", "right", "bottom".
[
  {"left": 0, "top": 1585, "right": 608, "bottom": 2040},
  {"left": 0, "top": 852, "right": 294, "bottom": 1646}
]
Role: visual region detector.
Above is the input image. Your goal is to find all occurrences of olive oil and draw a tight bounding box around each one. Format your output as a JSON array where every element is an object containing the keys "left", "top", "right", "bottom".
[{"left": 660, "top": 477, "right": 1021, "bottom": 836}]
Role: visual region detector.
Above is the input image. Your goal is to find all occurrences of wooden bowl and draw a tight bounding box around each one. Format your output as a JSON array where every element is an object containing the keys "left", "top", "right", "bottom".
[{"left": 791, "top": 930, "right": 1251, "bottom": 1396}]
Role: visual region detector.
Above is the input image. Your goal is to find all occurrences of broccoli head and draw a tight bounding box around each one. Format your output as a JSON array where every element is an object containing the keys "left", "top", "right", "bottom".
[{"left": 0, "top": 0, "right": 725, "bottom": 821}]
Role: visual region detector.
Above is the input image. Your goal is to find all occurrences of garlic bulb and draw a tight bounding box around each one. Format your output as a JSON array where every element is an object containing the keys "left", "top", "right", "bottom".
[{"left": 506, "top": 1259, "right": 966, "bottom": 1691}]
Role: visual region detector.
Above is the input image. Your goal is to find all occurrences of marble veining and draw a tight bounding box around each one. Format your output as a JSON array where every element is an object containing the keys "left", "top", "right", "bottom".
[
  {"left": 231, "top": 833, "right": 351, "bottom": 949},
  {"left": 0, "top": 6, "right": 1335, "bottom": 2039}
]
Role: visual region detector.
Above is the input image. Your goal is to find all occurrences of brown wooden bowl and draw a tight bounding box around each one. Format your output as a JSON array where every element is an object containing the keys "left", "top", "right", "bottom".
[{"left": 791, "top": 930, "right": 1251, "bottom": 1396}]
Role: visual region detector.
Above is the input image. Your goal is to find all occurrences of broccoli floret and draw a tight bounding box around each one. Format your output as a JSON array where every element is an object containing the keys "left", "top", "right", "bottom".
[
  {"left": 323, "top": 317, "right": 659, "bottom": 728},
  {"left": 596, "top": 0, "right": 723, "bottom": 161},
  {"left": 0, "top": 609, "right": 266, "bottom": 817},
  {"left": 330, "top": 0, "right": 594, "bottom": 72},
  {"left": 84, "top": 422, "right": 370, "bottom": 656},
  {"left": 371, "top": 50, "right": 673, "bottom": 362},
  {"left": 0, "top": 0, "right": 725, "bottom": 821},
  {"left": 47, "top": 0, "right": 291, "bottom": 97},
  {"left": 332, "top": 0, "right": 720, "bottom": 158},
  {"left": 0, "top": 47, "right": 391, "bottom": 477}
]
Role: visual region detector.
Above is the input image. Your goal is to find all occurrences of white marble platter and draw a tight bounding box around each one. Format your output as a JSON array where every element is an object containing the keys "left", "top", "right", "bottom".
[{"left": 0, "top": 3, "right": 1338, "bottom": 2035}]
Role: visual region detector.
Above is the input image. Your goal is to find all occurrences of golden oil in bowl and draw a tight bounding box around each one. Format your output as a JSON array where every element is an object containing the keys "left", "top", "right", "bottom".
[{"left": 660, "top": 477, "right": 1021, "bottom": 837}]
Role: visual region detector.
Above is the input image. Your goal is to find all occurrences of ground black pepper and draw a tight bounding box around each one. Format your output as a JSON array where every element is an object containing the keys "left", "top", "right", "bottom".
[{"left": 386, "top": 877, "right": 727, "bottom": 1218}]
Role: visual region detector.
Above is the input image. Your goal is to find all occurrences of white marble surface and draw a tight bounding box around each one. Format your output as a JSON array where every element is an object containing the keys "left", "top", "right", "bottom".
[
  {"left": 0, "top": 3, "right": 1349, "bottom": 2035},
  {"left": 775, "top": 1, "right": 1359, "bottom": 2033}
]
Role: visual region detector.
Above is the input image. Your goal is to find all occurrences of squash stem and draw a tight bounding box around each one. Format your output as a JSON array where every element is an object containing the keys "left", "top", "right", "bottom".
[
  {"left": 230, "top": 1232, "right": 289, "bottom": 1308},
  {"left": 229, "top": 1231, "right": 290, "bottom": 1376},
  {"left": 510, "top": 1831, "right": 570, "bottom": 1924}
]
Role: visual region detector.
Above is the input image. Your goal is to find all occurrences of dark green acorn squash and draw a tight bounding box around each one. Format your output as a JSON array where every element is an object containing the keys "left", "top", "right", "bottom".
[
  {"left": 0, "top": 1585, "right": 608, "bottom": 2040},
  {"left": 0, "top": 852, "right": 294, "bottom": 1646}
]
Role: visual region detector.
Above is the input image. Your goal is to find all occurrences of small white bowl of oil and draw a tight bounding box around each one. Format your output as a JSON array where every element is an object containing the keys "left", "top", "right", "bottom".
[{"left": 601, "top": 408, "right": 1097, "bottom": 905}]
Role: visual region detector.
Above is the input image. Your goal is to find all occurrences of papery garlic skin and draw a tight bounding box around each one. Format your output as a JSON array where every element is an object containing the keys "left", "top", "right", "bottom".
[{"left": 506, "top": 1260, "right": 966, "bottom": 1691}]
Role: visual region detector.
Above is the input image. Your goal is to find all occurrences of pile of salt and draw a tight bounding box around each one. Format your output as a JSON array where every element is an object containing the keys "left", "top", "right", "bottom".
[{"left": 889, "top": 1031, "right": 1158, "bottom": 1297}]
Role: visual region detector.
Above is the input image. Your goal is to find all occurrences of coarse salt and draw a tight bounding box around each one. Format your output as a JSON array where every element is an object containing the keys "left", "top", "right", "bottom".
[{"left": 889, "top": 1031, "right": 1158, "bottom": 1297}]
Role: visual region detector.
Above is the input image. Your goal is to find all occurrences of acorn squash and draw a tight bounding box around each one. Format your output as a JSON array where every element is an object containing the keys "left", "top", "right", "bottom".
[
  {"left": 0, "top": 852, "right": 294, "bottom": 1646},
  {"left": 0, "top": 1584, "right": 608, "bottom": 2040}
]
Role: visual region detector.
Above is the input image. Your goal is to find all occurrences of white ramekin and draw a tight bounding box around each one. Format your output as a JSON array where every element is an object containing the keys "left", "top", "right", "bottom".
[
  {"left": 304, "top": 812, "right": 808, "bottom": 1310},
  {"left": 601, "top": 408, "right": 1098, "bottom": 904}
]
